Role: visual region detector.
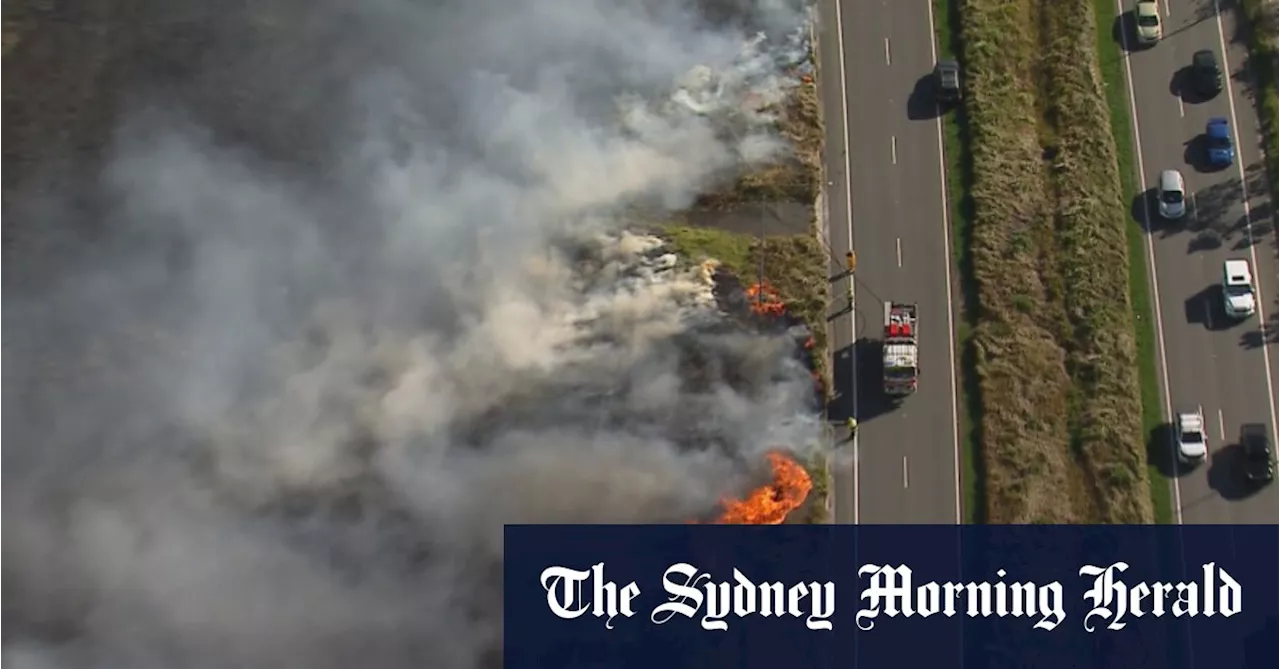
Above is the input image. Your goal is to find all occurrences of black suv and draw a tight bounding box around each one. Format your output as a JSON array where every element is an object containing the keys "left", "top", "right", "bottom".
[
  {"left": 1191, "top": 49, "right": 1223, "bottom": 98},
  {"left": 1241, "top": 423, "right": 1275, "bottom": 484},
  {"left": 935, "top": 60, "right": 961, "bottom": 104}
]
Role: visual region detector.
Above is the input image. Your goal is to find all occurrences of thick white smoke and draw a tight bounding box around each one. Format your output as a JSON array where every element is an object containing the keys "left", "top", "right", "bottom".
[{"left": 2, "top": 1, "right": 822, "bottom": 667}]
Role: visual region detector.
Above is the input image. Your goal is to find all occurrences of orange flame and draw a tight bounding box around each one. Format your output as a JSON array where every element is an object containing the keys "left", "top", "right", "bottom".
[
  {"left": 745, "top": 282, "right": 788, "bottom": 317},
  {"left": 709, "top": 451, "right": 813, "bottom": 525}
]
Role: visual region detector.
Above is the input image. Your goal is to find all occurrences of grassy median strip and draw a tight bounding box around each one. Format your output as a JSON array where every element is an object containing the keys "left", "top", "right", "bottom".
[
  {"left": 1091, "top": 0, "right": 1174, "bottom": 524},
  {"left": 959, "top": 0, "right": 1154, "bottom": 523},
  {"left": 932, "top": 0, "right": 986, "bottom": 523},
  {"left": 1042, "top": 0, "right": 1152, "bottom": 523},
  {"left": 959, "top": 0, "right": 1080, "bottom": 523}
]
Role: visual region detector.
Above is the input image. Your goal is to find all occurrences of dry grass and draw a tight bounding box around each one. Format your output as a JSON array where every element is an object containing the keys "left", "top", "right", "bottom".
[
  {"left": 694, "top": 78, "right": 823, "bottom": 209},
  {"left": 959, "top": 0, "right": 1079, "bottom": 523},
  {"left": 958, "top": 0, "right": 1151, "bottom": 523},
  {"left": 1040, "top": 0, "right": 1151, "bottom": 523}
]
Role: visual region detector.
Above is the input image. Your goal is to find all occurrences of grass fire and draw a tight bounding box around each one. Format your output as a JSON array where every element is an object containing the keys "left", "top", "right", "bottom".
[{"left": 708, "top": 450, "right": 813, "bottom": 524}]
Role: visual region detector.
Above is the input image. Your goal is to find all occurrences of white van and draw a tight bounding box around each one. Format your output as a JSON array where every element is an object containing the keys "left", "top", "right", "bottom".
[{"left": 1222, "top": 259, "right": 1257, "bottom": 318}]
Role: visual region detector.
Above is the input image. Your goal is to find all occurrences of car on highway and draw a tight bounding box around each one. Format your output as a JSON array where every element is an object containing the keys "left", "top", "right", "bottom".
[
  {"left": 1221, "top": 258, "right": 1257, "bottom": 319},
  {"left": 1205, "top": 117, "right": 1235, "bottom": 168},
  {"left": 1240, "top": 423, "right": 1275, "bottom": 484},
  {"left": 935, "top": 60, "right": 962, "bottom": 104},
  {"left": 1191, "top": 49, "right": 1223, "bottom": 97},
  {"left": 1134, "top": 0, "right": 1162, "bottom": 45},
  {"left": 1157, "top": 169, "right": 1186, "bottom": 219},
  {"left": 1176, "top": 409, "right": 1209, "bottom": 466}
]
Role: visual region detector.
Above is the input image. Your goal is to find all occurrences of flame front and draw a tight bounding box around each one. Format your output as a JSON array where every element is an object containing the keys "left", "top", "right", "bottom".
[
  {"left": 710, "top": 450, "right": 813, "bottom": 524},
  {"left": 744, "top": 282, "right": 788, "bottom": 317}
]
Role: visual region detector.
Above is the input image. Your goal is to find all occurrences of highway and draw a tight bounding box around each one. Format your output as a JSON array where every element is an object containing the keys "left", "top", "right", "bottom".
[
  {"left": 1113, "top": 0, "right": 1279, "bottom": 528},
  {"left": 817, "top": 0, "right": 963, "bottom": 525}
]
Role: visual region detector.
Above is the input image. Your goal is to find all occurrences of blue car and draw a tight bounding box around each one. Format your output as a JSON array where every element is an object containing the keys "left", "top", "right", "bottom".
[{"left": 1206, "top": 117, "right": 1235, "bottom": 168}]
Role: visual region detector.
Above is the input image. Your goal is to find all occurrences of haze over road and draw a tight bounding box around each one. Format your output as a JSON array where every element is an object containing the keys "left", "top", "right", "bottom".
[
  {"left": 818, "top": 0, "right": 962, "bottom": 525},
  {"left": 1114, "top": 0, "right": 1279, "bottom": 527}
]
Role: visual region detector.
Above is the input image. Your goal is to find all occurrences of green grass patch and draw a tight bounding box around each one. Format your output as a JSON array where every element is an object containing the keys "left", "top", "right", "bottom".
[
  {"left": 932, "top": 0, "right": 986, "bottom": 524},
  {"left": 1091, "top": 0, "right": 1174, "bottom": 524},
  {"left": 661, "top": 224, "right": 755, "bottom": 270}
]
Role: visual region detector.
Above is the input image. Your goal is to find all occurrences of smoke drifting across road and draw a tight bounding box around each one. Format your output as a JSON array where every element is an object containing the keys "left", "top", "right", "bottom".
[{"left": 2, "top": 1, "right": 820, "bottom": 667}]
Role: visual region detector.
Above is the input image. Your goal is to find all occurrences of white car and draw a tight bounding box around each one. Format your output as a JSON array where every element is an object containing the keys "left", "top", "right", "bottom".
[
  {"left": 1176, "top": 410, "right": 1208, "bottom": 465},
  {"left": 1135, "top": 0, "right": 1162, "bottom": 45},
  {"left": 1157, "top": 169, "right": 1186, "bottom": 219},
  {"left": 1222, "top": 259, "right": 1257, "bottom": 318}
]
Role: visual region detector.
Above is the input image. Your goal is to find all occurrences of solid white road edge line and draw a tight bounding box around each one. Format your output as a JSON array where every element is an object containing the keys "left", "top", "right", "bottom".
[
  {"left": 1114, "top": 21, "right": 1199, "bottom": 667},
  {"left": 925, "top": 0, "right": 964, "bottom": 526},
  {"left": 1113, "top": 0, "right": 1183, "bottom": 523},
  {"left": 834, "top": 0, "right": 859, "bottom": 525}
]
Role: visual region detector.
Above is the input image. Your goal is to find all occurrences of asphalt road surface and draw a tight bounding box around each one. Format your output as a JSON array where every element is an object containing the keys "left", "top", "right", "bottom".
[
  {"left": 1113, "top": 0, "right": 1279, "bottom": 527},
  {"left": 817, "top": 0, "right": 962, "bottom": 525}
]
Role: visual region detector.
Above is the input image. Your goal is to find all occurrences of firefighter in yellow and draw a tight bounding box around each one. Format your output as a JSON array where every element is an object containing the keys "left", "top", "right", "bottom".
[{"left": 846, "top": 417, "right": 858, "bottom": 439}]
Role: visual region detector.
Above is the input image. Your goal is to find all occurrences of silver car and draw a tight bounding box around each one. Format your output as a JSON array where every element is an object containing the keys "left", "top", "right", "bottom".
[{"left": 1158, "top": 169, "right": 1186, "bottom": 219}]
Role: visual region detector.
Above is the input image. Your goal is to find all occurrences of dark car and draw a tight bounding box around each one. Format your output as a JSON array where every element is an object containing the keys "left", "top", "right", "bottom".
[
  {"left": 1241, "top": 423, "right": 1275, "bottom": 484},
  {"left": 1191, "top": 49, "right": 1223, "bottom": 97},
  {"left": 935, "top": 60, "right": 961, "bottom": 104}
]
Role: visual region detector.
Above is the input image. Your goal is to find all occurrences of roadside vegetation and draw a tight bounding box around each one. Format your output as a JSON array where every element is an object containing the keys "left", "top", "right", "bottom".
[
  {"left": 659, "top": 64, "right": 832, "bottom": 524},
  {"left": 931, "top": 0, "right": 986, "bottom": 523},
  {"left": 1242, "top": 0, "right": 1279, "bottom": 193},
  {"left": 659, "top": 223, "right": 831, "bottom": 524},
  {"left": 957, "top": 0, "right": 1153, "bottom": 523},
  {"left": 1090, "top": 0, "right": 1174, "bottom": 523},
  {"left": 694, "top": 68, "right": 823, "bottom": 209}
]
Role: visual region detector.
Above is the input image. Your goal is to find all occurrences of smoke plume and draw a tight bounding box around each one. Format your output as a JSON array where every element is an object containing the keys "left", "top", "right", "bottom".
[{"left": 2, "top": 0, "right": 821, "bottom": 667}]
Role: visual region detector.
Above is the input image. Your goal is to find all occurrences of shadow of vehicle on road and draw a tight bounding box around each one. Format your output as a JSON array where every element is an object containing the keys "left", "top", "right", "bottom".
[
  {"left": 1207, "top": 442, "right": 1266, "bottom": 501},
  {"left": 1170, "top": 65, "right": 1216, "bottom": 105},
  {"left": 1132, "top": 188, "right": 1161, "bottom": 233},
  {"left": 852, "top": 337, "right": 896, "bottom": 423},
  {"left": 1147, "top": 423, "right": 1192, "bottom": 479},
  {"left": 907, "top": 73, "right": 941, "bottom": 121},
  {"left": 1111, "top": 12, "right": 1144, "bottom": 54},
  {"left": 826, "top": 343, "right": 854, "bottom": 421},
  {"left": 1185, "top": 284, "right": 1236, "bottom": 331},
  {"left": 1182, "top": 135, "right": 1228, "bottom": 174}
]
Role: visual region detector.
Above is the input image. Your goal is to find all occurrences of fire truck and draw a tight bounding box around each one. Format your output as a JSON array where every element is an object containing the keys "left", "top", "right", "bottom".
[{"left": 882, "top": 302, "right": 919, "bottom": 396}]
